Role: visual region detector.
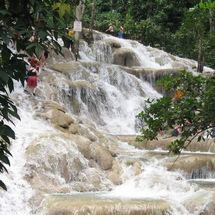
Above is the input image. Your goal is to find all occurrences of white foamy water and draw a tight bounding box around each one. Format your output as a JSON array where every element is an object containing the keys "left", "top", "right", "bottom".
[
  {"left": 0, "top": 100, "right": 56, "bottom": 215},
  {"left": 64, "top": 61, "right": 161, "bottom": 134},
  {"left": 0, "top": 33, "right": 214, "bottom": 215},
  {"left": 102, "top": 142, "right": 213, "bottom": 215}
]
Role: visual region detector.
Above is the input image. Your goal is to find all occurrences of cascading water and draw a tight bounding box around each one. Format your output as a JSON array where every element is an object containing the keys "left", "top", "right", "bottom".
[
  {"left": 0, "top": 33, "right": 214, "bottom": 215},
  {"left": 60, "top": 61, "right": 161, "bottom": 134}
]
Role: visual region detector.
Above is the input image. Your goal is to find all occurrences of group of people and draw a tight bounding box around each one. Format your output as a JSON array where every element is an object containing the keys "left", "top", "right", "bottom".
[
  {"left": 24, "top": 35, "right": 49, "bottom": 97},
  {"left": 106, "top": 24, "right": 124, "bottom": 38},
  {"left": 157, "top": 86, "right": 210, "bottom": 138},
  {"left": 10, "top": 29, "right": 49, "bottom": 97}
]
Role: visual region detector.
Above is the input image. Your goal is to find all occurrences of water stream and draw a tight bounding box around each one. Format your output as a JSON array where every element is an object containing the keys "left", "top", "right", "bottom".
[{"left": 0, "top": 33, "right": 214, "bottom": 215}]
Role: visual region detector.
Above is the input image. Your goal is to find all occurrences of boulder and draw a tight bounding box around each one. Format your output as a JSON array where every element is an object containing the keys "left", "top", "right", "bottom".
[
  {"left": 41, "top": 195, "right": 170, "bottom": 215},
  {"left": 34, "top": 101, "right": 75, "bottom": 129},
  {"left": 36, "top": 108, "right": 74, "bottom": 129},
  {"left": 74, "top": 135, "right": 93, "bottom": 160},
  {"left": 95, "top": 38, "right": 122, "bottom": 50},
  {"left": 25, "top": 133, "right": 87, "bottom": 192},
  {"left": 69, "top": 124, "right": 79, "bottom": 134},
  {"left": 92, "top": 142, "right": 113, "bottom": 170},
  {"left": 166, "top": 155, "right": 215, "bottom": 179},
  {"left": 51, "top": 62, "right": 80, "bottom": 77},
  {"left": 113, "top": 48, "right": 142, "bottom": 67},
  {"left": 108, "top": 172, "right": 122, "bottom": 185},
  {"left": 45, "top": 47, "right": 75, "bottom": 66},
  {"left": 171, "top": 61, "right": 188, "bottom": 70},
  {"left": 77, "top": 124, "right": 98, "bottom": 142}
]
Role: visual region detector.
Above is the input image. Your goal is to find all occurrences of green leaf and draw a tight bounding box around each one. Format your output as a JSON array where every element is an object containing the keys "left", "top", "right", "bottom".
[
  {"left": 0, "top": 123, "right": 5, "bottom": 136},
  {"left": 62, "top": 4, "right": 70, "bottom": 13},
  {"left": 1, "top": 48, "right": 10, "bottom": 63},
  {"left": 35, "top": 45, "right": 43, "bottom": 58},
  {"left": 1, "top": 34, "right": 10, "bottom": 45},
  {"left": 26, "top": 42, "right": 36, "bottom": 50},
  {"left": 3, "top": 148, "right": 12, "bottom": 157},
  {"left": 199, "top": 2, "right": 205, "bottom": 9},
  {"left": 8, "top": 109, "right": 20, "bottom": 120},
  {"left": 53, "top": 3, "right": 61, "bottom": 10},
  {"left": 0, "top": 162, "right": 8, "bottom": 173},
  {"left": 38, "top": 30, "right": 47, "bottom": 39},
  {"left": 7, "top": 78, "right": 14, "bottom": 93},
  {"left": 0, "top": 71, "right": 9, "bottom": 84},
  {"left": 59, "top": 6, "right": 66, "bottom": 18},
  {"left": 1, "top": 135, "right": 10, "bottom": 145},
  {"left": 0, "top": 180, "right": 7, "bottom": 191},
  {"left": 0, "top": 154, "right": 10, "bottom": 166},
  {"left": 4, "top": 125, "right": 15, "bottom": 139},
  {"left": 0, "top": 10, "right": 10, "bottom": 15}
]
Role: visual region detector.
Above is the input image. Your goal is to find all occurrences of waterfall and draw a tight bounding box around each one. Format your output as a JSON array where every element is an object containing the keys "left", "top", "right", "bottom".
[{"left": 0, "top": 32, "right": 214, "bottom": 215}]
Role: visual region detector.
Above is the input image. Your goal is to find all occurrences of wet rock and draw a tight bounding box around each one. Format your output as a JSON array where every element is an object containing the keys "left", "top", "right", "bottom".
[
  {"left": 166, "top": 155, "right": 215, "bottom": 179},
  {"left": 171, "top": 61, "right": 188, "bottom": 70},
  {"left": 69, "top": 124, "right": 79, "bottom": 134},
  {"left": 46, "top": 47, "right": 75, "bottom": 66},
  {"left": 88, "top": 159, "right": 98, "bottom": 168},
  {"left": 92, "top": 142, "right": 113, "bottom": 170},
  {"left": 25, "top": 133, "right": 88, "bottom": 193},
  {"left": 113, "top": 47, "right": 142, "bottom": 67},
  {"left": 183, "top": 192, "right": 215, "bottom": 215},
  {"left": 51, "top": 62, "right": 80, "bottom": 77},
  {"left": 41, "top": 195, "right": 170, "bottom": 215},
  {"left": 50, "top": 109, "right": 74, "bottom": 128},
  {"left": 94, "top": 37, "right": 122, "bottom": 50},
  {"left": 118, "top": 135, "right": 215, "bottom": 153},
  {"left": 155, "top": 57, "right": 167, "bottom": 66},
  {"left": 132, "top": 162, "right": 142, "bottom": 176},
  {"left": 83, "top": 28, "right": 106, "bottom": 41},
  {"left": 74, "top": 135, "right": 93, "bottom": 160},
  {"left": 200, "top": 194, "right": 215, "bottom": 215},
  {"left": 108, "top": 172, "right": 122, "bottom": 185},
  {"left": 77, "top": 125, "right": 98, "bottom": 142}
]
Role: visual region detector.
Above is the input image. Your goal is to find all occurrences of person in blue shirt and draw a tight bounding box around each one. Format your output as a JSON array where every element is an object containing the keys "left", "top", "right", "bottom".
[{"left": 118, "top": 26, "right": 123, "bottom": 38}]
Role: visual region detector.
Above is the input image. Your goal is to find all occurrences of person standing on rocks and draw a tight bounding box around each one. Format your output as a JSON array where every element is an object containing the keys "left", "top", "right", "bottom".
[
  {"left": 62, "top": 28, "right": 74, "bottom": 52},
  {"left": 118, "top": 26, "right": 123, "bottom": 38},
  {"left": 106, "top": 24, "right": 114, "bottom": 35},
  {"left": 26, "top": 65, "right": 39, "bottom": 96}
]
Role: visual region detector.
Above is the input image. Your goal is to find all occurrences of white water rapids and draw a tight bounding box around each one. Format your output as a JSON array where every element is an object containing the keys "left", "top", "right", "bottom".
[{"left": 0, "top": 34, "right": 214, "bottom": 215}]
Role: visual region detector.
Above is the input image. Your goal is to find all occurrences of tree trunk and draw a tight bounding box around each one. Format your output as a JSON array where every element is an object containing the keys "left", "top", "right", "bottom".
[
  {"left": 209, "top": 9, "right": 214, "bottom": 31},
  {"left": 74, "top": 0, "right": 86, "bottom": 61},
  {"left": 197, "top": 37, "right": 204, "bottom": 73},
  {"left": 89, "top": 0, "right": 97, "bottom": 43}
]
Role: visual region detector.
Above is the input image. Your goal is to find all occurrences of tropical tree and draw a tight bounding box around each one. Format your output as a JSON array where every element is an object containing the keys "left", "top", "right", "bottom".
[
  {"left": 88, "top": 0, "right": 97, "bottom": 43},
  {"left": 0, "top": 0, "right": 76, "bottom": 190},
  {"left": 179, "top": 1, "right": 215, "bottom": 73},
  {"left": 137, "top": 71, "right": 215, "bottom": 154},
  {"left": 74, "top": 0, "right": 86, "bottom": 60}
]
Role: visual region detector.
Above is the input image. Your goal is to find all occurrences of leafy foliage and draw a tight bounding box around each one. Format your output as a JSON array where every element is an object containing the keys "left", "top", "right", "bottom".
[
  {"left": 53, "top": 0, "right": 71, "bottom": 18},
  {"left": 0, "top": 0, "right": 76, "bottom": 190},
  {"left": 177, "top": 1, "right": 215, "bottom": 72},
  {"left": 136, "top": 71, "right": 215, "bottom": 154},
  {"left": 84, "top": 0, "right": 215, "bottom": 69}
]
